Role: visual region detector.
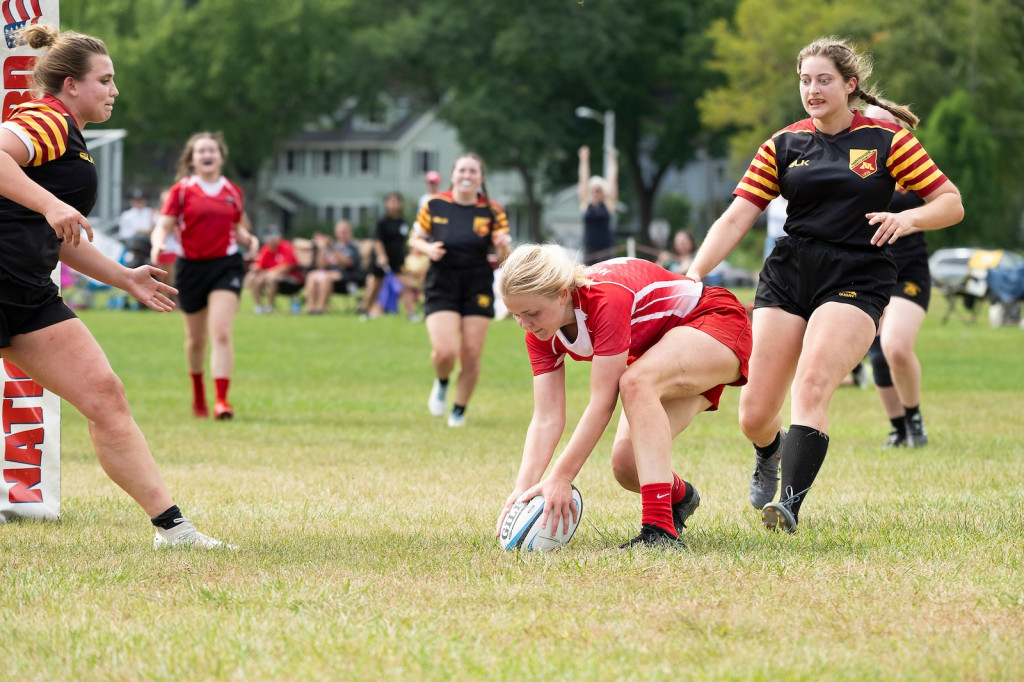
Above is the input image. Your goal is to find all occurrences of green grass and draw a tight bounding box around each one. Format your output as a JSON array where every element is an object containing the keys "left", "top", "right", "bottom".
[{"left": 2, "top": 291, "right": 1023, "bottom": 681}]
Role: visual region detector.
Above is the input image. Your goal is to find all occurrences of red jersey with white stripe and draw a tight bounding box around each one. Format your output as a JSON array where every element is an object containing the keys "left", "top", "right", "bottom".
[
  {"left": 525, "top": 258, "right": 704, "bottom": 376},
  {"left": 160, "top": 176, "right": 244, "bottom": 261}
]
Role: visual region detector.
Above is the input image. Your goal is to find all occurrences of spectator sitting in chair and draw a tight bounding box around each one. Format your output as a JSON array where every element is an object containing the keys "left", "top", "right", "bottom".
[
  {"left": 306, "top": 219, "right": 364, "bottom": 315},
  {"left": 248, "top": 227, "right": 302, "bottom": 313}
]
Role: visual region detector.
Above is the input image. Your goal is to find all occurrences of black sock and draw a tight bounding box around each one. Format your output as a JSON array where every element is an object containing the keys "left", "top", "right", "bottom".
[
  {"left": 904, "top": 405, "right": 920, "bottom": 419},
  {"left": 451, "top": 404, "right": 466, "bottom": 416},
  {"left": 779, "top": 425, "right": 829, "bottom": 522},
  {"left": 438, "top": 378, "right": 449, "bottom": 388},
  {"left": 754, "top": 431, "right": 782, "bottom": 459},
  {"left": 890, "top": 416, "right": 907, "bottom": 433},
  {"left": 151, "top": 504, "right": 184, "bottom": 529}
]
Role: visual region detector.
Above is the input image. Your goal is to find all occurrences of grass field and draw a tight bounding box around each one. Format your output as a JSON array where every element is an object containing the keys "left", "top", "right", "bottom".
[{"left": 2, "top": 290, "right": 1023, "bottom": 681}]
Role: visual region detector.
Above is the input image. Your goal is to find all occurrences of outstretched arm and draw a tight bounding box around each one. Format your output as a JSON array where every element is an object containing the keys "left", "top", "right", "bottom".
[
  {"left": 496, "top": 368, "right": 568, "bottom": 536},
  {"left": 687, "top": 197, "right": 762, "bottom": 281},
  {"left": 60, "top": 240, "right": 176, "bottom": 312},
  {"left": 518, "top": 352, "right": 627, "bottom": 534},
  {"left": 604, "top": 146, "right": 619, "bottom": 212},
  {"left": 577, "top": 145, "right": 590, "bottom": 209}
]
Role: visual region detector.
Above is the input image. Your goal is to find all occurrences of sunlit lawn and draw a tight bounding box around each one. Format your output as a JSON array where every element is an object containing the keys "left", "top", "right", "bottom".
[{"left": 2, "top": 289, "right": 1022, "bottom": 681}]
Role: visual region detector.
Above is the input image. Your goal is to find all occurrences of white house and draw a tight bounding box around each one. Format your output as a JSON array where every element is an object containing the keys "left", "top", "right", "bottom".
[
  {"left": 257, "top": 100, "right": 737, "bottom": 249},
  {"left": 256, "top": 101, "right": 524, "bottom": 238}
]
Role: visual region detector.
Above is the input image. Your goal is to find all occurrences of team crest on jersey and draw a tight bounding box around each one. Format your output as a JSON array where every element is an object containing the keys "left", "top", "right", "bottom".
[
  {"left": 850, "top": 149, "right": 878, "bottom": 178},
  {"left": 473, "top": 216, "right": 491, "bottom": 237},
  {"left": 902, "top": 281, "right": 921, "bottom": 298}
]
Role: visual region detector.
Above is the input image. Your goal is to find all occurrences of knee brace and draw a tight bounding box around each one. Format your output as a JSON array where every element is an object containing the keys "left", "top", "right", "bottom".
[{"left": 867, "top": 335, "right": 892, "bottom": 388}]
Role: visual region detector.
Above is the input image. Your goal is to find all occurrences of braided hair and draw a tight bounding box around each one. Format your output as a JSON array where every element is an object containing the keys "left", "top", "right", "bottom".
[{"left": 798, "top": 36, "right": 919, "bottom": 129}]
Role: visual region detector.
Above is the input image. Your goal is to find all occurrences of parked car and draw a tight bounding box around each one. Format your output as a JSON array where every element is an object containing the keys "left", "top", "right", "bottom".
[
  {"left": 928, "top": 247, "right": 1024, "bottom": 323},
  {"left": 929, "top": 247, "right": 1024, "bottom": 289}
]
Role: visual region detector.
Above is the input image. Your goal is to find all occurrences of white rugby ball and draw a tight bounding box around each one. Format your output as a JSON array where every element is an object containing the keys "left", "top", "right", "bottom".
[{"left": 499, "top": 485, "right": 583, "bottom": 551}]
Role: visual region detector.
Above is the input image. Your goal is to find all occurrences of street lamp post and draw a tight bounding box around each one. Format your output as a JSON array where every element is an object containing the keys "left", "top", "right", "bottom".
[{"left": 574, "top": 106, "right": 616, "bottom": 179}]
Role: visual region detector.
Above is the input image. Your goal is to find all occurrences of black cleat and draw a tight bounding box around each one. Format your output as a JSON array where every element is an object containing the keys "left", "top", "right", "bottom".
[
  {"left": 619, "top": 524, "right": 685, "bottom": 549},
  {"left": 907, "top": 413, "right": 928, "bottom": 447},
  {"left": 671, "top": 484, "right": 701, "bottom": 536},
  {"left": 882, "top": 428, "right": 908, "bottom": 449}
]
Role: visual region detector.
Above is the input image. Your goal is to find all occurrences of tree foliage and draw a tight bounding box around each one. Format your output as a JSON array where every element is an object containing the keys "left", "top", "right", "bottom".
[
  {"left": 64, "top": 0, "right": 1024, "bottom": 248},
  {"left": 71, "top": 0, "right": 355, "bottom": 191},
  {"left": 916, "top": 90, "right": 1001, "bottom": 248},
  {"left": 700, "top": 0, "right": 1024, "bottom": 248},
  {"left": 341, "top": 0, "right": 738, "bottom": 243}
]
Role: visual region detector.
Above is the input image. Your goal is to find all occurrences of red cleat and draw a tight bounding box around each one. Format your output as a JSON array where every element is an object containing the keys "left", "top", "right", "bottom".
[
  {"left": 214, "top": 400, "right": 234, "bottom": 420},
  {"left": 193, "top": 401, "right": 209, "bottom": 418}
]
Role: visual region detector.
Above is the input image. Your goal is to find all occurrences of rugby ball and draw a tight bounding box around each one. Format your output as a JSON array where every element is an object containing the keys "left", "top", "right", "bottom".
[{"left": 499, "top": 485, "right": 583, "bottom": 552}]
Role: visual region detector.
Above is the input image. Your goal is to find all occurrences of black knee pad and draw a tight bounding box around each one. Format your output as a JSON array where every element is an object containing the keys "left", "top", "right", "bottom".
[{"left": 867, "top": 335, "right": 892, "bottom": 388}]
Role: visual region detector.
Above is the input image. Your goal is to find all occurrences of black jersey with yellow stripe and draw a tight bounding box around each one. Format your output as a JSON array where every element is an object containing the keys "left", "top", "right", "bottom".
[
  {"left": 0, "top": 96, "right": 97, "bottom": 287},
  {"left": 415, "top": 191, "right": 509, "bottom": 269},
  {"left": 735, "top": 111, "right": 947, "bottom": 248}
]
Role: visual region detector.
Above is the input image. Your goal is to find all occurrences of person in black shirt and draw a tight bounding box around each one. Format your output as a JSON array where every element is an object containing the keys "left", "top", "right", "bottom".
[
  {"left": 409, "top": 154, "right": 511, "bottom": 427},
  {"left": 0, "top": 25, "right": 232, "bottom": 548},
  {"left": 360, "top": 192, "right": 418, "bottom": 319},
  {"left": 577, "top": 145, "right": 619, "bottom": 265},
  {"left": 688, "top": 36, "right": 963, "bottom": 532},
  {"left": 862, "top": 104, "right": 933, "bottom": 449}
]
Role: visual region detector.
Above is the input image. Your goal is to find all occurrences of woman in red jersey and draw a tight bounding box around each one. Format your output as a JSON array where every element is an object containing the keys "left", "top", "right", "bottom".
[
  {"left": 151, "top": 132, "right": 257, "bottom": 420},
  {"left": 495, "top": 245, "right": 752, "bottom": 548},
  {"left": 409, "top": 153, "right": 511, "bottom": 428},
  {"left": 0, "top": 25, "right": 232, "bottom": 548},
  {"left": 688, "top": 36, "right": 964, "bottom": 532}
]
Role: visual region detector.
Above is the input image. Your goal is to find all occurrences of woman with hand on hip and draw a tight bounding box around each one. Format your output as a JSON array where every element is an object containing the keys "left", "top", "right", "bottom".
[
  {"left": 0, "top": 25, "right": 233, "bottom": 548},
  {"left": 688, "top": 36, "right": 963, "bottom": 532},
  {"left": 409, "top": 153, "right": 511, "bottom": 428},
  {"left": 151, "top": 132, "right": 257, "bottom": 420}
]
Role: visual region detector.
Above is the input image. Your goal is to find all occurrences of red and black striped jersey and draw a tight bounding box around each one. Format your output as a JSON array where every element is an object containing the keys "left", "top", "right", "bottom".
[
  {"left": 0, "top": 95, "right": 96, "bottom": 287},
  {"left": 415, "top": 191, "right": 508, "bottom": 269},
  {"left": 734, "top": 111, "right": 949, "bottom": 248}
]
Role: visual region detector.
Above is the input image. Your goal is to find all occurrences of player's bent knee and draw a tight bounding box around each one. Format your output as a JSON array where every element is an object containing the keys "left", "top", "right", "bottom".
[
  {"left": 76, "top": 371, "right": 130, "bottom": 421},
  {"left": 609, "top": 446, "right": 639, "bottom": 491}
]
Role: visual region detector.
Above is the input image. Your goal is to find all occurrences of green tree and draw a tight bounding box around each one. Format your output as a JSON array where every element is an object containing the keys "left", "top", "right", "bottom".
[
  {"left": 344, "top": 0, "right": 738, "bottom": 246},
  {"left": 867, "top": 0, "right": 1024, "bottom": 248},
  {"left": 915, "top": 90, "right": 1000, "bottom": 248},
  {"left": 700, "top": 0, "right": 865, "bottom": 166},
  {"left": 71, "top": 0, "right": 356, "bottom": 195},
  {"left": 701, "top": 0, "right": 1024, "bottom": 249}
]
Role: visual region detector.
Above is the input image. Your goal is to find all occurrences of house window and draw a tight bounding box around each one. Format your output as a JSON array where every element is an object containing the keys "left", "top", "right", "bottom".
[
  {"left": 413, "top": 149, "right": 439, "bottom": 176},
  {"left": 312, "top": 151, "right": 342, "bottom": 176},
  {"left": 341, "top": 205, "right": 352, "bottom": 221},
  {"left": 352, "top": 149, "right": 379, "bottom": 176},
  {"left": 280, "top": 150, "right": 301, "bottom": 175},
  {"left": 325, "top": 205, "right": 336, "bottom": 223}
]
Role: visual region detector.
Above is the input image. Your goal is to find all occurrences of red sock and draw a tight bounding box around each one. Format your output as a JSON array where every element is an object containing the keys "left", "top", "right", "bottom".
[
  {"left": 640, "top": 483, "right": 676, "bottom": 536},
  {"left": 190, "top": 372, "right": 205, "bottom": 406},
  {"left": 671, "top": 472, "right": 688, "bottom": 505},
  {"left": 215, "top": 377, "right": 230, "bottom": 402}
]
